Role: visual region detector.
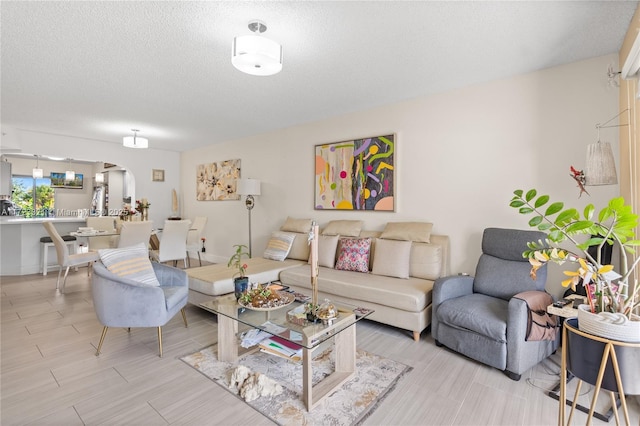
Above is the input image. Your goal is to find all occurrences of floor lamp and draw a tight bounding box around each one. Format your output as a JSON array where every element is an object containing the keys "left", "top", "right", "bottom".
[{"left": 237, "top": 178, "right": 261, "bottom": 257}]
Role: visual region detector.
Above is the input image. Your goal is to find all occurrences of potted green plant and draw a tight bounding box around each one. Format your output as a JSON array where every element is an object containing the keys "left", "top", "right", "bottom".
[
  {"left": 511, "top": 189, "right": 640, "bottom": 399},
  {"left": 509, "top": 189, "right": 640, "bottom": 341},
  {"left": 228, "top": 244, "right": 250, "bottom": 299}
]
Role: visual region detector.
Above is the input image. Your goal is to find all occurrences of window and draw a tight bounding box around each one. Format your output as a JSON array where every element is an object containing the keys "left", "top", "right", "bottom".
[{"left": 11, "top": 175, "right": 55, "bottom": 217}]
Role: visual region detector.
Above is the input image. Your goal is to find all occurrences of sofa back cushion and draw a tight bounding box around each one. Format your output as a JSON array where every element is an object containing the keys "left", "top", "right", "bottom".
[
  {"left": 372, "top": 239, "right": 412, "bottom": 279},
  {"left": 280, "top": 217, "right": 313, "bottom": 233},
  {"left": 287, "top": 232, "right": 311, "bottom": 260},
  {"left": 409, "top": 242, "right": 442, "bottom": 280},
  {"left": 322, "top": 220, "right": 363, "bottom": 237},
  {"left": 380, "top": 222, "right": 433, "bottom": 243},
  {"left": 473, "top": 228, "right": 547, "bottom": 300},
  {"left": 474, "top": 255, "right": 545, "bottom": 300},
  {"left": 360, "top": 230, "right": 381, "bottom": 270},
  {"left": 311, "top": 235, "right": 340, "bottom": 268}
]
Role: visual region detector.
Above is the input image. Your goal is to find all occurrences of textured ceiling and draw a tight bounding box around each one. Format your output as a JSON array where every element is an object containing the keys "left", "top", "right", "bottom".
[{"left": 1, "top": 1, "right": 637, "bottom": 152}]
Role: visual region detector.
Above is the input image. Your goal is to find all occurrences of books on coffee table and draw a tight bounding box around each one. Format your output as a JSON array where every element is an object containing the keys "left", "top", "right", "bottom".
[{"left": 258, "top": 336, "right": 302, "bottom": 362}]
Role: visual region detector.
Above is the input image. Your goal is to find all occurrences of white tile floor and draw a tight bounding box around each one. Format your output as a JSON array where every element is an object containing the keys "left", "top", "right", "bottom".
[{"left": 2, "top": 270, "right": 638, "bottom": 425}]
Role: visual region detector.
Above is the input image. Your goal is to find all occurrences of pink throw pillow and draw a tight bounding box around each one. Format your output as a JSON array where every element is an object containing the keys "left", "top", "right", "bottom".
[{"left": 335, "top": 238, "right": 371, "bottom": 273}]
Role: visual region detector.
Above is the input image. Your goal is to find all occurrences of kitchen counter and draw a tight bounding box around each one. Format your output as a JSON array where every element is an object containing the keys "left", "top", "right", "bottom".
[{"left": 0, "top": 217, "right": 87, "bottom": 275}]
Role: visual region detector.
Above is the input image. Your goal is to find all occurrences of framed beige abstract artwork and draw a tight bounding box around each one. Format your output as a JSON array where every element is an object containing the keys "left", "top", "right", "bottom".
[{"left": 196, "top": 159, "right": 241, "bottom": 201}]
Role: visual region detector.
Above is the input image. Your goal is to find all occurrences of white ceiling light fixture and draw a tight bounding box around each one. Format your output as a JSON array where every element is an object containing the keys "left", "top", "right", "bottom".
[
  {"left": 32, "top": 155, "right": 43, "bottom": 179},
  {"left": 123, "top": 129, "right": 148, "bottom": 149},
  {"left": 65, "top": 158, "right": 75, "bottom": 181},
  {"left": 232, "top": 20, "right": 283, "bottom": 76}
]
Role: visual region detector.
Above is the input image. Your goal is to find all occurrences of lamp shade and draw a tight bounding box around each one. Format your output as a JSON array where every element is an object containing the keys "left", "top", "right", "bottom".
[
  {"left": 65, "top": 170, "right": 75, "bottom": 181},
  {"left": 95, "top": 172, "right": 104, "bottom": 183},
  {"left": 585, "top": 141, "right": 617, "bottom": 186},
  {"left": 232, "top": 35, "right": 282, "bottom": 76},
  {"left": 32, "top": 155, "right": 43, "bottom": 179},
  {"left": 237, "top": 178, "right": 261, "bottom": 196}
]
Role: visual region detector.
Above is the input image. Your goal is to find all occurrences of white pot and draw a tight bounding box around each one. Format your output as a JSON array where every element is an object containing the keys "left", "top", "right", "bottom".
[{"left": 577, "top": 305, "right": 640, "bottom": 343}]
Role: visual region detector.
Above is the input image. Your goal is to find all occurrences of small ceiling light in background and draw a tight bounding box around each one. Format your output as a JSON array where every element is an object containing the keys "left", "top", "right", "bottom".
[
  {"left": 65, "top": 158, "right": 75, "bottom": 181},
  {"left": 232, "top": 20, "right": 283, "bottom": 76},
  {"left": 123, "top": 129, "right": 148, "bottom": 149},
  {"left": 32, "top": 155, "right": 43, "bottom": 179}
]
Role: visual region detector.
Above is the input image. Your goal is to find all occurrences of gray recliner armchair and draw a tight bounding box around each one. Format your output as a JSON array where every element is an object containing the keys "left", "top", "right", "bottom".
[
  {"left": 432, "top": 228, "right": 559, "bottom": 381},
  {"left": 91, "top": 261, "right": 189, "bottom": 357}
]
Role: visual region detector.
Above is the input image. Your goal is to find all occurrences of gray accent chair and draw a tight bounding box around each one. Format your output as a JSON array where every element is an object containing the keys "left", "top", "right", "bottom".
[
  {"left": 91, "top": 261, "right": 189, "bottom": 357},
  {"left": 432, "top": 228, "right": 559, "bottom": 381}
]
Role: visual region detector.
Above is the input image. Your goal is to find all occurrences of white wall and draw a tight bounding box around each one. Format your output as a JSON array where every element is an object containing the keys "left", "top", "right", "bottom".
[
  {"left": 2, "top": 132, "right": 180, "bottom": 225},
  {"left": 181, "top": 54, "right": 620, "bottom": 298}
]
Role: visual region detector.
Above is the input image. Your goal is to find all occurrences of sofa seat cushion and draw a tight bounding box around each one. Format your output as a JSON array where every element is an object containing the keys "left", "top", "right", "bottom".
[
  {"left": 437, "top": 293, "right": 508, "bottom": 342},
  {"left": 279, "top": 265, "right": 433, "bottom": 312},
  {"left": 187, "top": 257, "right": 305, "bottom": 296}
]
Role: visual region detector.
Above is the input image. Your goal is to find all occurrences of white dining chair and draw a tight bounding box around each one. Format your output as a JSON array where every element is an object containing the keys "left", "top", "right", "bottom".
[
  {"left": 150, "top": 220, "right": 191, "bottom": 268},
  {"left": 117, "top": 221, "right": 153, "bottom": 249},
  {"left": 86, "top": 216, "right": 118, "bottom": 250},
  {"left": 43, "top": 221, "right": 100, "bottom": 293},
  {"left": 186, "top": 216, "right": 208, "bottom": 267}
]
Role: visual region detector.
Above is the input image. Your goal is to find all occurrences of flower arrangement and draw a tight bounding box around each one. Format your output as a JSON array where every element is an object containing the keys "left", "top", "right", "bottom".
[
  {"left": 510, "top": 189, "right": 640, "bottom": 319},
  {"left": 135, "top": 198, "right": 150, "bottom": 213},
  {"left": 120, "top": 203, "right": 137, "bottom": 219},
  {"left": 227, "top": 244, "right": 249, "bottom": 279}
]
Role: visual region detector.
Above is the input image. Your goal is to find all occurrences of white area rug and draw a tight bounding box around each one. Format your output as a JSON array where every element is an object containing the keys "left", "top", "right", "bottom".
[{"left": 181, "top": 345, "right": 411, "bottom": 425}]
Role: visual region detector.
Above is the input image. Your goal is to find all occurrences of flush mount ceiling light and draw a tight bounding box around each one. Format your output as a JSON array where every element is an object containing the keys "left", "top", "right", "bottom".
[
  {"left": 123, "top": 129, "right": 148, "bottom": 149},
  {"left": 32, "top": 155, "right": 43, "bottom": 179},
  {"left": 232, "top": 20, "right": 283, "bottom": 76}
]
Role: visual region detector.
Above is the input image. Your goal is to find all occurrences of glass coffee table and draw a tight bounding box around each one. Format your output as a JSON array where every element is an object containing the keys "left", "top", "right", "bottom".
[{"left": 199, "top": 293, "right": 373, "bottom": 411}]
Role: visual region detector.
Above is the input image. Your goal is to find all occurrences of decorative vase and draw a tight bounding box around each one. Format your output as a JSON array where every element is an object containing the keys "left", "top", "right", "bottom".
[
  {"left": 566, "top": 318, "right": 640, "bottom": 395},
  {"left": 234, "top": 277, "right": 249, "bottom": 300},
  {"left": 577, "top": 304, "right": 640, "bottom": 343},
  {"left": 142, "top": 207, "right": 149, "bottom": 221}
]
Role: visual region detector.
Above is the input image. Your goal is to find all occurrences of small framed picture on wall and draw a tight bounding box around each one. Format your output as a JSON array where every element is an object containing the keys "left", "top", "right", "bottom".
[{"left": 152, "top": 169, "right": 165, "bottom": 182}]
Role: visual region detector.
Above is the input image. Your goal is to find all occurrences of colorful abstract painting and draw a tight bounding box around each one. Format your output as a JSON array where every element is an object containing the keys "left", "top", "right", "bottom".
[
  {"left": 196, "top": 159, "right": 241, "bottom": 201},
  {"left": 315, "top": 135, "right": 395, "bottom": 211}
]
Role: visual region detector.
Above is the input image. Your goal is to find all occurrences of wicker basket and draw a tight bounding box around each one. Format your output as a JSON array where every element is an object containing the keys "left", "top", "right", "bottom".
[{"left": 577, "top": 304, "right": 640, "bottom": 343}]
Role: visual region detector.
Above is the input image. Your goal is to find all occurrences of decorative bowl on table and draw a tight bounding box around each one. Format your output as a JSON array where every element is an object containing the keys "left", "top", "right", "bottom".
[{"left": 237, "top": 286, "right": 295, "bottom": 311}]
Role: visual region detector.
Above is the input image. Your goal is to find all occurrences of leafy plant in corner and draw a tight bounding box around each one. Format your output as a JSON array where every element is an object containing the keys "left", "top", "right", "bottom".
[
  {"left": 227, "top": 244, "right": 249, "bottom": 279},
  {"left": 510, "top": 189, "right": 640, "bottom": 318}
]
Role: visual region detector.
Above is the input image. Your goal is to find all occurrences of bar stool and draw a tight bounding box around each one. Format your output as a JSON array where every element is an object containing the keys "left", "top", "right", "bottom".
[{"left": 41, "top": 235, "right": 77, "bottom": 275}]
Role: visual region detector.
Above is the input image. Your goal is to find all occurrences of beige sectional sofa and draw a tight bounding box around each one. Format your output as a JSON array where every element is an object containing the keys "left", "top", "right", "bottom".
[
  {"left": 187, "top": 218, "right": 449, "bottom": 341},
  {"left": 279, "top": 220, "right": 449, "bottom": 341}
]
